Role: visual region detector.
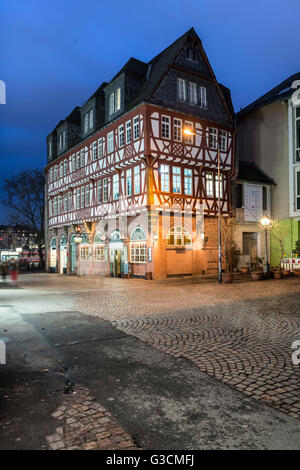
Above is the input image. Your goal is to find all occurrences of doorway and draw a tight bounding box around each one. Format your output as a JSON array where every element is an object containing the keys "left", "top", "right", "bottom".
[
  {"left": 110, "top": 249, "right": 121, "bottom": 277},
  {"left": 243, "top": 232, "right": 258, "bottom": 266},
  {"left": 60, "top": 236, "right": 67, "bottom": 274},
  {"left": 70, "top": 235, "right": 77, "bottom": 273}
]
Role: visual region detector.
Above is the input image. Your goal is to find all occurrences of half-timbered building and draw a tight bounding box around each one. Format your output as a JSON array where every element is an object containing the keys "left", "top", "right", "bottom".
[{"left": 45, "top": 28, "right": 236, "bottom": 279}]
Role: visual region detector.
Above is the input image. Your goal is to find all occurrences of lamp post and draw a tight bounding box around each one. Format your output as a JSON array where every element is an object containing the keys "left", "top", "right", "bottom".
[
  {"left": 260, "top": 216, "right": 271, "bottom": 273},
  {"left": 183, "top": 128, "right": 222, "bottom": 283}
]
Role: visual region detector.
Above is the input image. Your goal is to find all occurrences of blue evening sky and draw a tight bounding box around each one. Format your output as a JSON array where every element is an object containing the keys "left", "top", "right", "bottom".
[{"left": 0, "top": 0, "right": 299, "bottom": 222}]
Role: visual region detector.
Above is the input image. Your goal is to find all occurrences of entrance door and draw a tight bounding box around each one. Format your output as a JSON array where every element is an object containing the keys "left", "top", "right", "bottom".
[
  {"left": 243, "top": 232, "right": 258, "bottom": 266},
  {"left": 70, "top": 236, "right": 77, "bottom": 273},
  {"left": 110, "top": 249, "right": 121, "bottom": 277}
]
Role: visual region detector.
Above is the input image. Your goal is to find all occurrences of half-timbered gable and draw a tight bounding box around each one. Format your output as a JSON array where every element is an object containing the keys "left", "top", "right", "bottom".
[{"left": 45, "top": 27, "right": 236, "bottom": 279}]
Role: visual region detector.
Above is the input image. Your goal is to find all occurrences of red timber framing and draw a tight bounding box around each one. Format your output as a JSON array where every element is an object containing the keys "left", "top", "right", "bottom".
[{"left": 46, "top": 103, "right": 235, "bottom": 231}]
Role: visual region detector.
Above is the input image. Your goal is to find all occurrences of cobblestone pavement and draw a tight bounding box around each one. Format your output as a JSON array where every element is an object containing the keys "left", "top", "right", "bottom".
[
  {"left": 72, "top": 276, "right": 300, "bottom": 420},
  {"left": 47, "top": 385, "right": 138, "bottom": 450}
]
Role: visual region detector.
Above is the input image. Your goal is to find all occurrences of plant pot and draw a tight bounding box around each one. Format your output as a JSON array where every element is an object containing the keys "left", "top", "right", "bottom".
[
  {"left": 251, "top": 271, "right": 264, "bottom": 281},
  {"left": 223, "top": 273, "right": 233, "bottom": 283},
  {"left": 273, "top": 270, "right": 282, "bottom": 279},
  {"left": 282, "top": 269, "right": 290, "bottom": 277},
  {"left": 240, "top": 266, "right": 249, "bottom": 274},
  {"left": 294, "top": 270, "right": 300, "bottom": 277}
]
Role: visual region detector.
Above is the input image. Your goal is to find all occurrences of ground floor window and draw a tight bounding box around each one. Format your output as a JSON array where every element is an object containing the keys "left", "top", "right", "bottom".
[
  {"left": 80, "top": 245, "right": 90, "bottom": 261},
  {"left": 166, "top": 226, "right": 192, "bottom": 247},
  {"left": 130, "top": 242, "right": 147, "bottom": 263},
  {"left": 94, "top": 245, "right": 107, "bottom": 261}
]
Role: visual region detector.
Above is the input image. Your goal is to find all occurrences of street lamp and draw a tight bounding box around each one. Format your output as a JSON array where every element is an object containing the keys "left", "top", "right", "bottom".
[
  {"left": 183, "top": 128, "right": 222, "bottom": 284},
  {"left": 260, "top": 216, "right": 271, "bottom": 273}
]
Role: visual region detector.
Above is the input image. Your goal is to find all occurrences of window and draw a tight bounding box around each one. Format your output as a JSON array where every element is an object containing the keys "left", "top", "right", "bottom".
[
  {"left": 98, "top": 138, "right": 103, "bottom": 158},
  {"left": 184, "top": 121, "right": 193, "bottom": 144},
  {"left": 297, "top": 170, "right": 300, "bottom": 210},
  {"left": 209, "top": 128, "right": 218, "bottom": 150},
  {"left": 49, "top": 168, "right": 53, "bottom": 183},
  {"left": 57, "top": 196, "right": 61, "bottom": 215},
  {"left": 98, "top": 180, "right": 102, "bottom": 204},
  {"left": 177, "top": 78, "right": 186, "bottom": 101},
  {"left": 76, "top": 152, "right": 80, "bottom": 170},
  {"left": 219, "top": 130, "right": 227, "bottom": 151},
  {"left": 94, "top": 245, "right": 107, "bottom": 262},
  {"left": 54, "top": 166, "right": 57, "bottom": 180},
  {"left": 49, "top": 141, "right": 52, "bottom": 158},
  {"left": 103, "top": 178, "right": 108, "bottom": 202},
  {"left": 80, "top": 245, "right": 90, "bottom": 261},
  {"left": 68, "top": 192, "right": 72, "bottom": 212},
  {"left": 187, "top": 45, "right": 196, "bottom": 61},
  {"left": 72, "top": 154, "right": 76, "bottom": 171},
  {"left": 76, "top": 188, "right": 80, "bottom": 209},
  {"left": 81, "top": 149, "right": 85, "bottom": 167},
  {"left": 296, "top": 107, "right": 300, "bottom": 162},
  {"left": 63, "top": 160, "right": 67, "bottom": 176},
  {"left": 63, "top": 131, "right": 66, "bottom": 148},
  {"left": 184, "top": 168, "right": 192, "bottom": 195},
  {"left": 134, "top": 166, "right": 140, "bottom": 194},
  {"left": 174, "top": 118, "right": 182, "bottom": 142},
  {"left": 85, "top": 184, "right": 90, "bottom": 207},
  {"left": 107, "top": 132, "right": 114, "bottom": 154},
  {"left": 189, "top": 82, "right": 198, "bottom": 105},
  {"left": 206, "top": 172, "right": 213, "bottom": 197},
  {"left": 54, "top": 197, "right": 57, "bottom": 216},
  {"left": 81, "top": 187, "right": 85, "bottom": 208},
  {"left": 172, "top": 167, "right": 181, "bottom": 193},
  {"left": 93, "top": 142, "right": 97, "bottom": 161},
  {"left": 126, "top": 169, "right": 132, "bottom": 196},
  {"left": 59, "top": 162, "right": 63, "bottom": 178},
  {"left": 161, "top": 116, "right": 170, "bottom": 139},
  {"left": 160, "top": 164, "right": 169, "bottom": 192},
  {"left": 262, "top": 186, "right": 267, "bottom": 211},
  {"left": 113, "top": 173, "right": 119, "bottom": 200},
  {"left": 89, "top": 109, "right": 94, "bottom": 129},
  {"left": 166, "top": 226, "right": 192, "bottom": 246},
  {"left": 126, "top": 120, "right": 132, "bottom": 144},
  {"left": 109, "top": 88, "right": 121, "bottom": 115},
  {"left": 119, "top": 125, "right": 124, "bottom": 147},
  {"left": 133, "top": 116, "right": 139, "bottom": 140},
  {"left": 84, "top": 113, "right": 89, "bottom": 133},
  {"left": 200, "top": 87, "right": 207, "bottom": 108},
  {"left": 215, "top": 174, "right": 223, "bottom": 199},
  {"left": 64, "top": 194, "right": 67, "bottom": 213},
  {"left": 59, "top": 133, "right": 62, "bottom": 150},
  {"left": 130, "top": 228, "right": 147, "bottom": 263}
]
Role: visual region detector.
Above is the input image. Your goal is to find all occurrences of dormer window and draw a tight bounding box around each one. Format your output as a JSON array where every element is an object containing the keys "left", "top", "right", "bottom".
[
  {"left": 49, "top": 141, "right": 52, "bottom": 158},
  {"left": 109, "top": 88, "right": 121, "bottom": 116},
  {"left": 187, "top": 45, "right": 196, "bottom": 61},
  {"left": 296, "top": 106, "right": 300, "bottom": 162},
  {"left": 84, "top": 109, "right": 94, "bottom": 134}
]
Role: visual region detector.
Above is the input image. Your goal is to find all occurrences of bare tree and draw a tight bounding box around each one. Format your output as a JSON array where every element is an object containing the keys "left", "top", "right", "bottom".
[{"left": 2, "top": 169, "right": 45, "bottom": 267}]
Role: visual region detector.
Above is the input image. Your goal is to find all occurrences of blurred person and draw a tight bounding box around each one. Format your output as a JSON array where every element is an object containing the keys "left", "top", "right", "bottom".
[
  {"left": 9, "top": 258, "right": 18, "bottom": 282},
  {"left": 1, "top": 261, "right": 8, "bottom": 282}
]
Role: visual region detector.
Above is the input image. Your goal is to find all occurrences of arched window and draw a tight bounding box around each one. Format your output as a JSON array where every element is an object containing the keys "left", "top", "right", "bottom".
[
  {"left": 130, "top": 227, "right": 146, "bottom": 263},
  {"left": 130, "top": 227, "right": 146, "bottom": 241},
  {"left": 110, "top": 230, "right": 121, "bottom": 240},
  {"left": 50, "top": 237, "right": 56, "bottom": 248},
  {"left": 93, "top": 232, "right": 107, "bottom": 262},
  {"left": 80, "top": 233, "right": 90, "bottom": 260},
  {"left": 60, "top": 236, "right": 67, "bottom": 246},
  {"left": 94, "top": 232, "right": 105, "bottom": 243},
  {"left": 166, "top": 226, "right": 192, "bottom": 247}
]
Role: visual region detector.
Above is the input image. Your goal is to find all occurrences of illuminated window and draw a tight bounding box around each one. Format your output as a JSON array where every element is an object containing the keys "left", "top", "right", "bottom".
[
  {"left": 80, "top": 245, "right": 90, "bottom": 261},
  {"left": 172, "top": 166, "right": 181, "bottom": 193},
  {"left": 109, "top": 88, "right": 121, "bottom": 115},
  {"left": 134, "top": 166, "right": 140, "bottom": 194},
  {"left": 184, "top": 121, "right": 193, "bottom": 144},
  {"left": 126, "top": 169, "right": 132, "bottom": 196},
  {"left": 113, "top": 173, "right": 119, "bottom": 200},
  {"left": 174, "top": 118, "right": 182, "bottom": 142},
  {"left": 130, "top": 227, "right": 146, "bottom": 263},
  {"left": 215, "top": 174, "right": 223, "bottom": 199},
  {"left": 94, "top": 245, "right": 107, "bottom": 261},
  {"left": 160, "top": 164, "right": 169, "bottom": 192},
  {"left": 206, "top": 172, "right": 213, "bottom": 197},
  {"left": 184, "top": 168, "right": 192, "bottom": 195},
  {"left": 166, "top": 226, "right": 192, "bottom": 247}
]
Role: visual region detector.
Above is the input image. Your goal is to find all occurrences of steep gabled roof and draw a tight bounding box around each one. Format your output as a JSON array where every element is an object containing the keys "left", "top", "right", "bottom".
[
  {"left": 237, "top": 161, "right": 276, "bottom": 185},
  {"left": 238, "top": 72, "right": 300, "bottom": 117},
  {"left": 111, "top": 57, "right": 148, "bottom": 81}
]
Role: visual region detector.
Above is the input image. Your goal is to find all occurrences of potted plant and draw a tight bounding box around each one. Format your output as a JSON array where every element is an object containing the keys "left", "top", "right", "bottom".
[
  {"left": 251, "top": 257, "right": 264, "bottom": 281},
  {"left": 240, "top": 264, "right": 250, "bottom": 274},
  {"left": 221, "top": 221, "right": 240, "bottom": 283}
]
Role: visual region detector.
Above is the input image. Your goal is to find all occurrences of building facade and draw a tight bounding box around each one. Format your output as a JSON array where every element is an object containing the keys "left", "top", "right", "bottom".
[
  {"left": 237, "top": 73, "right": 300, "bottom": 267},
  {"left": 45, "top": 28, "right": 236, "bottom": 279}
]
